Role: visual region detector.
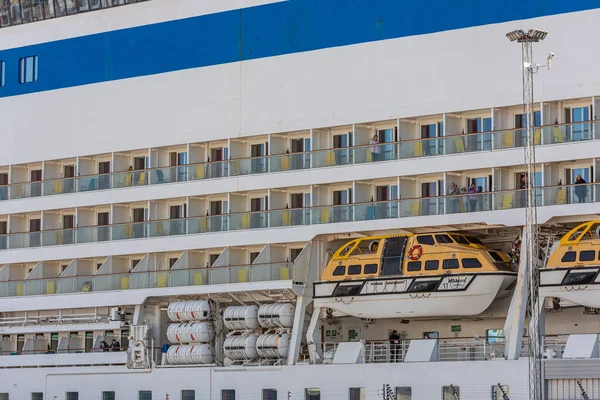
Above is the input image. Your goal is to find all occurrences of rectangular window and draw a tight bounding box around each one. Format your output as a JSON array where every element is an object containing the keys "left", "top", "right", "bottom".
[
  {"left": 0, "top": 61, "right": 4, "bottom": 87},
  {"left": 579, "top": 250, "right": 596, "bottom": 262},
  {"left": 442, "top": 386, "right": 459, "bottom": 400},
  {"left": 424, "top": 260, "right": 439, "bottom": 271},
  {"left": 348, "top": 388, "right": 365, "bottom": 400},
  {"left": 0, "top": 393, "right": 8, "bottom": 400},
  {"left": 19, "top": 56, "right": 38, "bottom": 83},
  {"left": 139, "top": 391, "right": 152, "bottom": 400},
  {"left": 31, "top": 394, "right": 43, "bottom": 400},
  {"left": 561, "top": 251, "right": 576, "bottom": 262},
  {"left": 181, "top": 390, "right": 195, "bottom": 400},
  {"left": 348, "top": 265, "right": 362, "bottom": 275},
  {"left": 66, "top": 393, "right": 79, "bottom": 400},
  {"left": 305, "top": 389, "right": 320, "bottom": 400},
  {"left": 462, "top": 258, "right": 482, "bottom": 268},
  {"left": 102, "top": 392, "right": 116, "bottom": 400},
  {"left": 222, "top": 390, "right": 235, "bottom": 400},
  {"left": 407, "top": 261, "right": 421, "bottom": 272},
  {"left": 395, "top": 387, "right": 412, "bottom": 400},
  {"left": 443, "top": 259, "right": 459, "bottom": 269},
  {"left": 262, "top": 389, "right": 277, "bottom": 400}
]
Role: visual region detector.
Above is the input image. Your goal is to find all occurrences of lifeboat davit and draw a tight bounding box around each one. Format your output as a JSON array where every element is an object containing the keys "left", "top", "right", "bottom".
[
  {"left": 540, "top": 221, "right": 600, "bottom": 308},
  {"left": 313, "top": 234, "right": 516, "bottom": 319}
]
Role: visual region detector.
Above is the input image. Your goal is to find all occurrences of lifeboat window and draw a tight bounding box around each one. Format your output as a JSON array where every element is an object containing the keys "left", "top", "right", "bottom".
[
  {"left": 442, "top": 259, "right": 459, "bottom": 270},
  {"left": 561, "top": 252, "right": 576, "bottom": 262},
  {"left": 465, "top": 236, "right": 485, "bottom": 246},
  {"left": 348, "top": 265, "right": 362, "bottom": 275},
  {"left": 488, "top": 251, "right": 504, "bottom": 262},
  {"left": 435, "top": 234, "right": 453, "bottom": 244},
  {"left": 416, "top": 235, "right": 435, "bottom": 245},
  {"left": 450, "top": 235, "right": 470, "bottom": 245},
  {"left": 462, "top": 258, "right": 482, "bottom": 268},
  {"left": 395, "top": 387, "right": 412, "bottom": 400},
  {"left": 333, "top": 266, "right": 346, "bottom": 276},
  {"left": 364, "top": 264, "right": 378, "bottom": 274},
  {"left": 407, "top": 261, "right": 421, "bottom": 271},
  {"left": 351, "top": 240, "right": 380, "bottom": 255},
  {"left": 579, "top": 250, "right": 596, "bottom": 261},
  {"left": 339, "top": 243, "right": 356, "bottom": 257},
  {"left": 333, "top": 285, "right": 362, "bottom": 296},
  {"left": 424, "top": 260, "right": 439, "bottom": 270}
]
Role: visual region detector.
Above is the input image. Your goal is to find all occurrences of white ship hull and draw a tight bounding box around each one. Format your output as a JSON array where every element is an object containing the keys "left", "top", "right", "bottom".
[{"left": 314, "top": 273, "right": 516, "bottom": 318}]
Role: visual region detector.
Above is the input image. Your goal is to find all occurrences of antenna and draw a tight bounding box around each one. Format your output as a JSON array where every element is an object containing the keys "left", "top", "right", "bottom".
[{"left": 506, "top": 28, "right": 552, "bottom": 400}]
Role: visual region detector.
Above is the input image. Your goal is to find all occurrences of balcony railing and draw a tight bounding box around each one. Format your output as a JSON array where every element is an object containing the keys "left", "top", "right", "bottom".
[
  {"left": 0, "top": 120, "right": 597, "bottom": 202},
  {"left": 0, "top": 182, "right": 597, "bottom": 251},
  {"left": 0, "top": 262, "right": 294, "bottom": 298}
]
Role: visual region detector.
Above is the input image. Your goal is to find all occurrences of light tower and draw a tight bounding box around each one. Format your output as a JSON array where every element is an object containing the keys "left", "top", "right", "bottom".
[{"left": 506, "top": 28, "right": 551, "bottom": 400}]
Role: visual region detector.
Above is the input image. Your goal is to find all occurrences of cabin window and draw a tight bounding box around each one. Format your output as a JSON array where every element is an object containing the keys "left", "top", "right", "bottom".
[
  {"left": 561, "top": 252, "right": 576, "bottom": 262},
  {"left": 465, "top": 236, "right": 485, "bottom": 246},
  {"left": 364, "top": 264, "right": 378, "bottom": 274},
  {"left": 443, "top": 259, "right": 459, "bottom": 269},
  {"left": 222, "top": 390, "right": 236, "bottom": 400},
  {"left": 407, "top": 261, "right": 421, "bottom": 271},
  {"left": 305, "top": 388, "right": 320, "bottom": 400},
  {"left": 182, "top": 390, "right": 195, "bottom": 400},
  {"left": 348, "top": 265, "right": 362, "bottom": 275},
  {"left": 19, "top": 56, "right": 38, "bottom": 83},
  {"left": 491, "top": 385, "right": 510, "bottom": 399},
  {"left": 579, "top": 250, "right": 596, "bottom": 262},
  {"left": 450, "top": 235, "right": 470, "bottom": 245},
  {"left": 416, "top": 235, "right": 435, "bottom": 245},
  {"left": 442, "top": 385, "right": 460, "bottom": 399},
  {"left": 352, "top": 240, "right": 379, "bottom": 255},
  {"left": 348, "top": 388, "right": 365, "bottom": 400},
  {"left": 339, "top": 243, "right": 355, "bottom": 256},
  {"left": 425, "top": 260, "right": 439, "bottom": 270},
  {"left": 66, "top": 393, "right": 78, "bottom": 400},
  {"left": 395, "top": 387, "right": 412, "bottom": 400},
  {"left": 462, "top": 258, "right": 482, "bottom": 268},
  {"left": 333, "top": 266, "right": 346, "bottom": 276},
  {"left": 0, "top": 394, "right": 8, "bottom": 400},
  {"left": 262, "top": 389, "right": 277, "bottom": 400},
  {"left": 488, "top": 251, "right": 504, "bottom": 262},
  {"left": 435, "top": 234, "right": 453, "bottom": 244},
  {"left": 31, "top": 394, "right": 43, "bottom": 400},
  {"left": 139, "top": 391, "right": 152, "bottom": 400},
  {"left": 102, "top": 392, "right": 116, "bottom": 400}
]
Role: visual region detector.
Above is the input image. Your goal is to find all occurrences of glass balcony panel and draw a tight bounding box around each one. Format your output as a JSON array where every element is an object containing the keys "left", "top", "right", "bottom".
[{"left": 0, "top": 186, "right": 7, "bottom": 201}]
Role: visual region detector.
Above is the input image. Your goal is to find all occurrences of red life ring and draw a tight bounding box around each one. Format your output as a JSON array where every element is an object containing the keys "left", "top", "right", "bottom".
[{"left": 408, "top": 245, "right": 423, "bottom": 261}]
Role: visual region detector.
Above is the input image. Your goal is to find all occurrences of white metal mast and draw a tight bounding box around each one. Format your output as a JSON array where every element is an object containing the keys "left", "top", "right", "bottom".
[{"left": 506, "top": 28, "right": 551, "bottom": 400}]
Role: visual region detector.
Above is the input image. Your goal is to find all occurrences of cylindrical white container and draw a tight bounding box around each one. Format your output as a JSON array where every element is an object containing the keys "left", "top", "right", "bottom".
[
  {"left": 223, "top": 335, "right": 259, "bottom": 360},
  {"left": 167, "top": 322, "right": 214, "bottom": 344},
  {"left": 258, "top": 303, "right": 295, "bottom": 328},
  {"left": 166, "top": 344, "right": 214, "bottom": 365},
  {"left": 167, "top": 300, "right": 212, "bottom": 322},
  {"left": 256, "top": 333, "right": 290, "bottom": 359},
  {"left": 223, "top": 305, "right": 260, "bottom": 330}
]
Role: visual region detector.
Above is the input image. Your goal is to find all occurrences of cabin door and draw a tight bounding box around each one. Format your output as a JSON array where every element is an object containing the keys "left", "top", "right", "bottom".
[{"left": 381, "top": 237, "right": 407, "bottom": 276}]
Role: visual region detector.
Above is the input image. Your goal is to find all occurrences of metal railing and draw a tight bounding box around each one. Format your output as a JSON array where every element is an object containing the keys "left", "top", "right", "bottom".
[
  {"left": 1, "top": 181, "right": 597, "bottom": 251},
  {"left": 0, "top": 120, "right": 597, "bottom": 201},
  {"left": 0, "top": 261, "right": 295, "bottom": 298}
]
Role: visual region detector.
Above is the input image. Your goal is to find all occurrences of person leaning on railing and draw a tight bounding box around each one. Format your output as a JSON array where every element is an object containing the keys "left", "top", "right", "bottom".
[{"left": 389, "top": 330, "right": 400, "bottom": 363}]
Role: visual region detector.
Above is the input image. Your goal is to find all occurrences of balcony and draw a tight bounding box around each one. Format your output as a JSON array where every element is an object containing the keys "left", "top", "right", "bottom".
[
  {"left": 0, "top": 182, "right": 597, "bottom": 251},
  {"left": 0, "top": 121, "right": 597, "bottom": 203},
  {"left": 0, "top": 261, "right": 296, "bottom": 298}
]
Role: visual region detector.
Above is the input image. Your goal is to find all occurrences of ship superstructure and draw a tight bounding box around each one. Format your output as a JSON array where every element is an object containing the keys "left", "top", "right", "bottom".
[{"left": 1, "top": 1, "right": 600, "bottom": 399}]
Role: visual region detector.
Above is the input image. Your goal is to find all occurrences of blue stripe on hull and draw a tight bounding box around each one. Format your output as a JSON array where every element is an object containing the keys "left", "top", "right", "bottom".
[{"left": 0, "top": 0, "right": 598, "bottom": 98}]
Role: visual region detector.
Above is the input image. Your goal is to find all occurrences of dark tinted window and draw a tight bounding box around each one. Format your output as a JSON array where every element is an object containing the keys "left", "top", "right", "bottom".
[
  {"left": 416, "top": 235, "right": 435, "bottom": 245},
  {"left": 222, "top": 390, "right": 236, "bottom": 400},
  {"left": 66, "top": 393, "right": 78, "bottom": 400},
  {"left": 102, "top": 393, "right": 116, "bottom": 400},
  {"left": 348, "top": 265, "right": 362, "bottom": 275},
  {"left": 443, "top": 259, "right": 459, "bottom": 269},
  {"left": 462, "top": 258, "right": 482, "bottom": 268},
  {"left": 364, "top": 264, "right": 378, "bottom": 274},
  {"left": 31, "top": 395, "right": 43, "bottom": 400},
  {"left": 424, "top": 260, "right": 439, "bottom": 270},
  {"left": 465, "top": 236, "right": 484, "bottom": 246},
  {"left": 579, "top": 251, "right": 596, "bottom": 262},
  {"left": 407, "top": 261, "right": 421, "bottom": 272},
  {"left": 139, "top": 392, "right": 152, "bottom": 400},
  {"left": 262, "top": 389, "right": 277, "bottom": 400},
  {"left": 182, "top": 390, "right": 195, "bottom": 400},
  {"left": 451, "top": 235, "right": 470, "bottom": 245},
  {"left": 333, "top": 266, "right": 346, "bottom": 276},
  {"left": 435, "top": 234, "right": 453, "bottom": 244},
  {"left": 489, "top": 251, "right": 504, "bottom": 262},
  {"left": 561, "top": 252, "right": 576, "bottom": 262}
]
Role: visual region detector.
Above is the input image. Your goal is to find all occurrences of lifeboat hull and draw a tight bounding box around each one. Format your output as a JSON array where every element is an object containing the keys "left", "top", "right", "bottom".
[
  {"left": 313, "top": 273, "right": 516, "bottom": 319},
  {"left": 540, "top": 267, "right": 600, "bottom": 308}
]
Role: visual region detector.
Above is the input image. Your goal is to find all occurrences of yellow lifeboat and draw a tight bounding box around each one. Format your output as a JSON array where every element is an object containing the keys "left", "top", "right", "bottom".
[
  {"left": 540, "top": 221, "right": 600, "bottom": 307},
  {"left": 313, "top": 233, "right": 516, "bottom": 319}
]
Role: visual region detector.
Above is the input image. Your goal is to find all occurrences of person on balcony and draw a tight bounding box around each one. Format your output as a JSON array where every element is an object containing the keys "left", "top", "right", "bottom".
[
  {"left": 110, "top": 338, "right": 121, "bottom": 352},
  {"left": 575, "top": 175, "right": 587, "bottom": 203},
  {"left": 370, "top": 134, "right": 381, "bottom": 162},
  {"left": 448, "top": 182, "right": 460, "bottom": 213},
  {"left": 389, "top": 330, "right": 400, "bottom": 362},
  {"left": 100, "top": 341, "right": 110, "bottom": 352},
  {"left": 468, "top": 183, "right": 478, "bottom": 212}
]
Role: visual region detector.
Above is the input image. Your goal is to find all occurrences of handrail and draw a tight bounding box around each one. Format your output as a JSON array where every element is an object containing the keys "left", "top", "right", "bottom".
[
  {"left": 0, "top": 119, "right": 596, "bottom": 198},
  {"left": 0, "top": 181, "right": 593, "bottom": 236}
]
